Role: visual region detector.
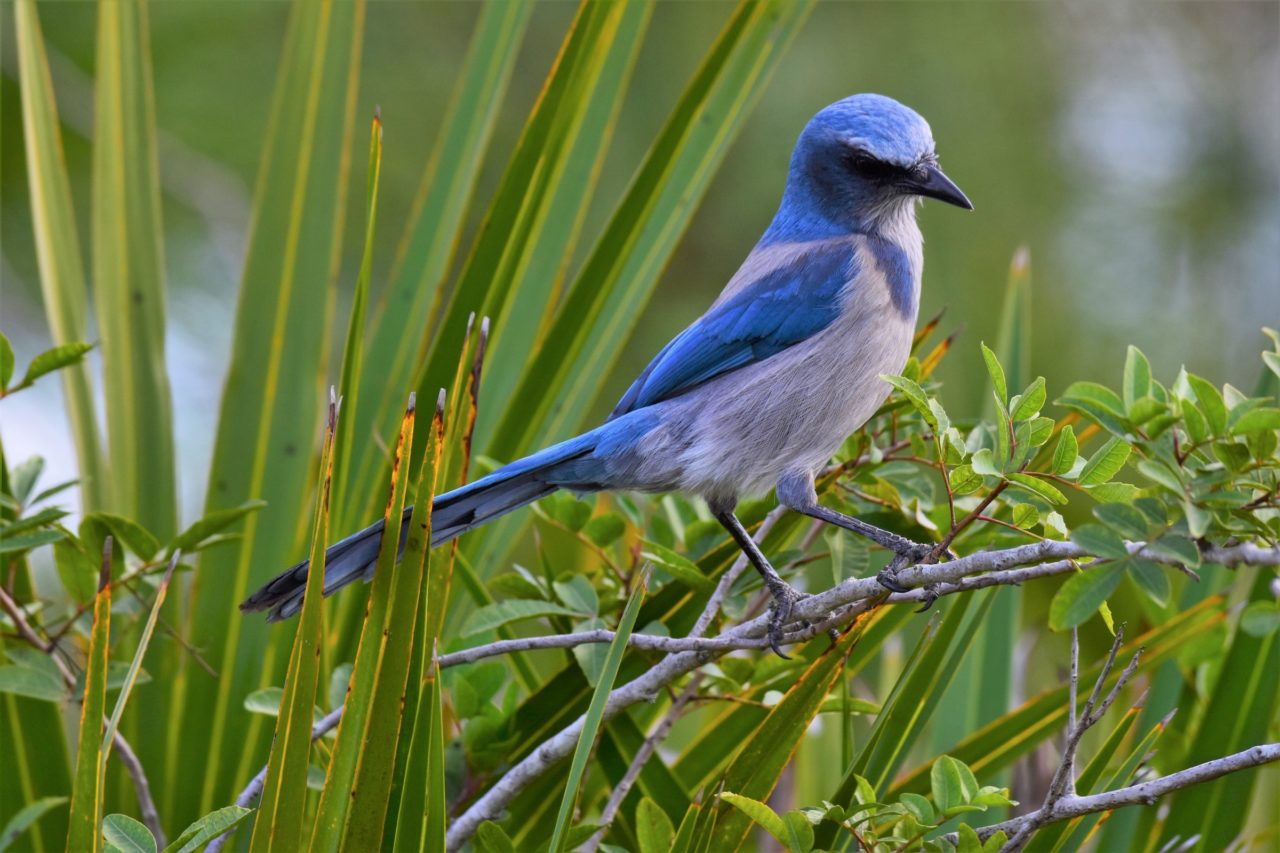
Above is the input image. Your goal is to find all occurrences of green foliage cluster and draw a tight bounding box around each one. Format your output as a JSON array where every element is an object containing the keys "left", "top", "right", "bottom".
[{"left": 2, "top": 1, "right": 1277, "bottom": 852}]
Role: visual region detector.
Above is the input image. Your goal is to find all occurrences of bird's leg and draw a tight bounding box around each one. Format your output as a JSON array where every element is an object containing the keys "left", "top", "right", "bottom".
[
  {"left": 714, "top": 509, "right": 804, "bottom": 658},
  {"left": 777, "top": 472, "right": 947, "bottom": 600}
]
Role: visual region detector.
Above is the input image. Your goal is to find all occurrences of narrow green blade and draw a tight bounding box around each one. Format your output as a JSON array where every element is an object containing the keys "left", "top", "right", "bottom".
[
  {"left": 65, "top": 543, "right": 112, "bottom": 853},
  {"left": 168, "top": 0, "right": 365, "bottom": 824},
  {"left": 91, "top": 0, "right": 176, "bottom": 537},
  {"left": 340, "top": 0, "right": 533, "bottom": 532},
  {"left": 390, "top": 400, "right": 447, "bottom": 853},
  {"left": 310, "top": 396, "right": 415, "bottom": 851},
  {"left": 548, "top": 576, "right": 648, "bottom": 852},
  {"left": 1158, "top": 573, "right": 1280, "bottom": 851},
  {"left": 248, "top": 399, "right": 338, "bottom": 853},
  {"left": 13, "top": 0, "right": 106, "bottom": 512}
]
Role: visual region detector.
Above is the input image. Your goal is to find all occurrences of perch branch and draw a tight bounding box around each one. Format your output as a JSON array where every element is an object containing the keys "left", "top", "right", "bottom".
[
  {"left": 443, "top": 539, "right": 1279, "bottom": 848},
  {"left": 938, "top": 743, "right": 1280, "bottom": 847},
  {"left": 213, "top": 538, "right": 1277, "bottom": 850}
]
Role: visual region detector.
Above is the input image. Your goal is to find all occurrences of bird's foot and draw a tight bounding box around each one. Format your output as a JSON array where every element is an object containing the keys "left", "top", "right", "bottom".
[
  {"left": 874, "top": 539, "right": 945, "bottom": 595},
  {"left": 764, "top": 581, "right": 807, "bottom": 659}
]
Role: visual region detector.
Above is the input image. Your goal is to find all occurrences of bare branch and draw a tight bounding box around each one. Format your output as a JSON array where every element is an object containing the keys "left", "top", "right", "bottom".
[
  {"left": 1003, "top": 628, "right": 1142, "bottom": 853},
  {"left": 939, "top": 743, "right": 1280, "bottom": 847}
]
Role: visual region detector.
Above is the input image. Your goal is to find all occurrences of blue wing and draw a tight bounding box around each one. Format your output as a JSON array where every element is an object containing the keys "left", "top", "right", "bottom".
[{"left": 610, "top": 243, "right": 856, "bottom": 417}]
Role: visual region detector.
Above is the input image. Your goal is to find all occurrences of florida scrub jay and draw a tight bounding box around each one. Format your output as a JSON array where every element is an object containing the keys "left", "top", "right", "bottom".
[{"left": 242, "top": 93, "right": 973, "bottom": 655}]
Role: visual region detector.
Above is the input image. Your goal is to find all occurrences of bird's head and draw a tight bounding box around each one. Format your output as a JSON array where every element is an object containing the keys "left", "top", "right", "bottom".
[{"left": 778, "top": 93, "right": 971, "bottom": 236}]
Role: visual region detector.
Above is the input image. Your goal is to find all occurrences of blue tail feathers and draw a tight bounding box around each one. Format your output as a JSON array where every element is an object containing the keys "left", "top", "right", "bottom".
[{"left": 239, "top": 421, "right": 632, "bottom": 622}]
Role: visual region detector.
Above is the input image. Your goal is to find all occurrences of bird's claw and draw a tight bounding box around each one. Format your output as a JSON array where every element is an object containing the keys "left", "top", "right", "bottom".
[
  {"left": 874, "top": 540, "right": 936, "bottom": 595},
  {"left": 914, "top": 585, "right": 940, "bottom": 613},
  {"left": 765, "top": 582, "right": 806, "bottom": 659}
]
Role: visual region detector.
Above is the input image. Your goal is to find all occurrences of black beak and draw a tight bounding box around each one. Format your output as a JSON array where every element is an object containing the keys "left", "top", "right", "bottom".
[{"left": 907, "top": 164, "right": 973, "bottom": 210}]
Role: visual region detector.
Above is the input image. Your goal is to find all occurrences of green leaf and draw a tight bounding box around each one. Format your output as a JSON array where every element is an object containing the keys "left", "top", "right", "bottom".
[
  {"left": 1185, "top": 374, "right": 1227, "bottom": 435},
  {"left": 1051, "top": 425, "right": 1078, "bottom": 475},
  {"left": 949, "top": 464, "right": 983, "bottom": 495},
  {"left": 1092, "top": 503, "right": 1149, "bottom": 540},
  {"left": 1122, "top": 345, "right": 1152, "bottom": 412},
  {"left": 1144, "top": 533, "right": 1200, "bottom": 568},
  {"left": 161, "top": 807, "right": 253, "bottom": 853},
  {"left": 554, "top": 575, "right": 599, "bottom": 615},
  {"left": 0, "top": 529, "right": 65, "bottom": 554},
  {"left": 1078, "top": 438, "right": 1132, "bottom": 486},
  {"left": 1057, "top": 382, "right": 1130, "bottom": 436},
  {"left": 931, "top": 755, "right": 978, "bottom": 813},
  {"left": 980, "top": 342, "right": 1007, "bottom": 404},
  {"left": 0, "top": 796, "right": 67, "bottom": 853},
  {"left": 167, "top": 500, "right": 265, "bottom": 556},
  {"left": 1231, "top": 407, "right": 1280, "bottom": 435},
  {"left": 635, "top": 797, "right": 676, "bottom": 853},
  {"left": 461, "top": 600, "right": 587, "bottom": 637},
  {"left": 1181, "top": 400, "right": 1210, "bottom": 442},
  {"left": 641, "top": 540, "right": 715, "bottom": 591},
  {"left": 473, "top": 822, "right": 517, "bottom": 853},
  {"left": 0, "top": 333, "right": 13, "bottom": 389},
  {"left": 1070, "top": 523, "right": 1130, "bottom": 560},
  {"left": 957, "top": 824, "right": 982, "bottom": 853},
  {"left": 14, "top": 0, "right": 108, "bottom": 508},
  {"left": 970, "top": 449, "right": 1000, "bottom": 478},
  {"left": 1010, "top": 377, "right": 1046, "bottom": 421},
  {"left": 782, "top": 811, "right": 815, "bottom": 853},
  {"left": 881, "top": 374, "right": 936, "bottom": 428},
  {"left": 583, "top": 514, "right": 626, "bottom": 548},
  {"left": 1086, "top": 482, "right": 1141, "bottom": 504},
  {"left": 15, "top": 342, "right": 95, "bottom": 391},
  {"left": 1011, "top": 503, "right": 1039, "bottom": 529},
  {"left": 101, "top": 814, "right": 156, "bottom": 853},
  {"left": 79, "top": 513, "right": 160, "bottom": 562},
  {"left": 1006, "top": 473, "right": 1067, "bottom": 506},
  {"left": 1048, "top": 564, "right": 1124, "bottom": 631},
  {"left": 548, "top": 578, "right": 646, "bottom": 852},
  {"left": 0, "top": 665, "right": 67, "bottom": 702},
  {"left": 1127, "top": 558, "right": 1170, "bottom": 606},
  {"left": 716, "top": 794, "right": 791, "bottom": 850},
  {"left": 1240, "top": 601, "right": 1280, "bottom": 638}
]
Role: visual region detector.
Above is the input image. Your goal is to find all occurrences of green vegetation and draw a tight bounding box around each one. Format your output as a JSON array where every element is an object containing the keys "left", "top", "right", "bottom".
[{"left": 1, "top": 2, "right": 1277, "bottom": 852}]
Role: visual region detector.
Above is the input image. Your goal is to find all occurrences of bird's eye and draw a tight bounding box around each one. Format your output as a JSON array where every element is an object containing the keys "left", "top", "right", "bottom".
[{"left": 845, "top": 150, "right": 900, "bottom": 181}]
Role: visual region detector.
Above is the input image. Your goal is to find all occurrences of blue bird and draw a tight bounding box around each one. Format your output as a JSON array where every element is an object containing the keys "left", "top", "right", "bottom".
[{"left": 241, "top": 93, "right": 972, "bottom": 655}]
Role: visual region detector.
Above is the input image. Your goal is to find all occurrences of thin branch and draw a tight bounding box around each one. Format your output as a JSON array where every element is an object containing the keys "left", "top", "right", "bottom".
[
  {"left": 938, "top": 743, "right": 1280, "bottom": 847},
  {"left": 1003, "top": 628, "right": 1141, "bottom": 853},
  {"left": 442, "top": 539, "right": 1277, "bottom": 849},
  {"left": 581, "top": 672, "right": 705, "bottom": 853}
]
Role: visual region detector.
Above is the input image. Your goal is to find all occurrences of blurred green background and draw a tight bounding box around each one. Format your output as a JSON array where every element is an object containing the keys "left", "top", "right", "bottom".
[{"left": 2, "top": 1, "right": 1277, "bottom": 525}]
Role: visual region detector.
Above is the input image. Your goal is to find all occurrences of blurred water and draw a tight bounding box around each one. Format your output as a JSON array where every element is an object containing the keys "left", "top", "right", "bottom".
[{"left": 0, "top": 2, "right": 1276, "bottom": 526}]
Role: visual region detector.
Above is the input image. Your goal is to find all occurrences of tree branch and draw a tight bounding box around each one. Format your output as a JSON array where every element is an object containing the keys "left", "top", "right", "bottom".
[
  {"left": 938, "top": 743, "right": 1280, "bottom": 847},
  {"left": 443, "top": 540, "right": 1278, "bottom": 848}
]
